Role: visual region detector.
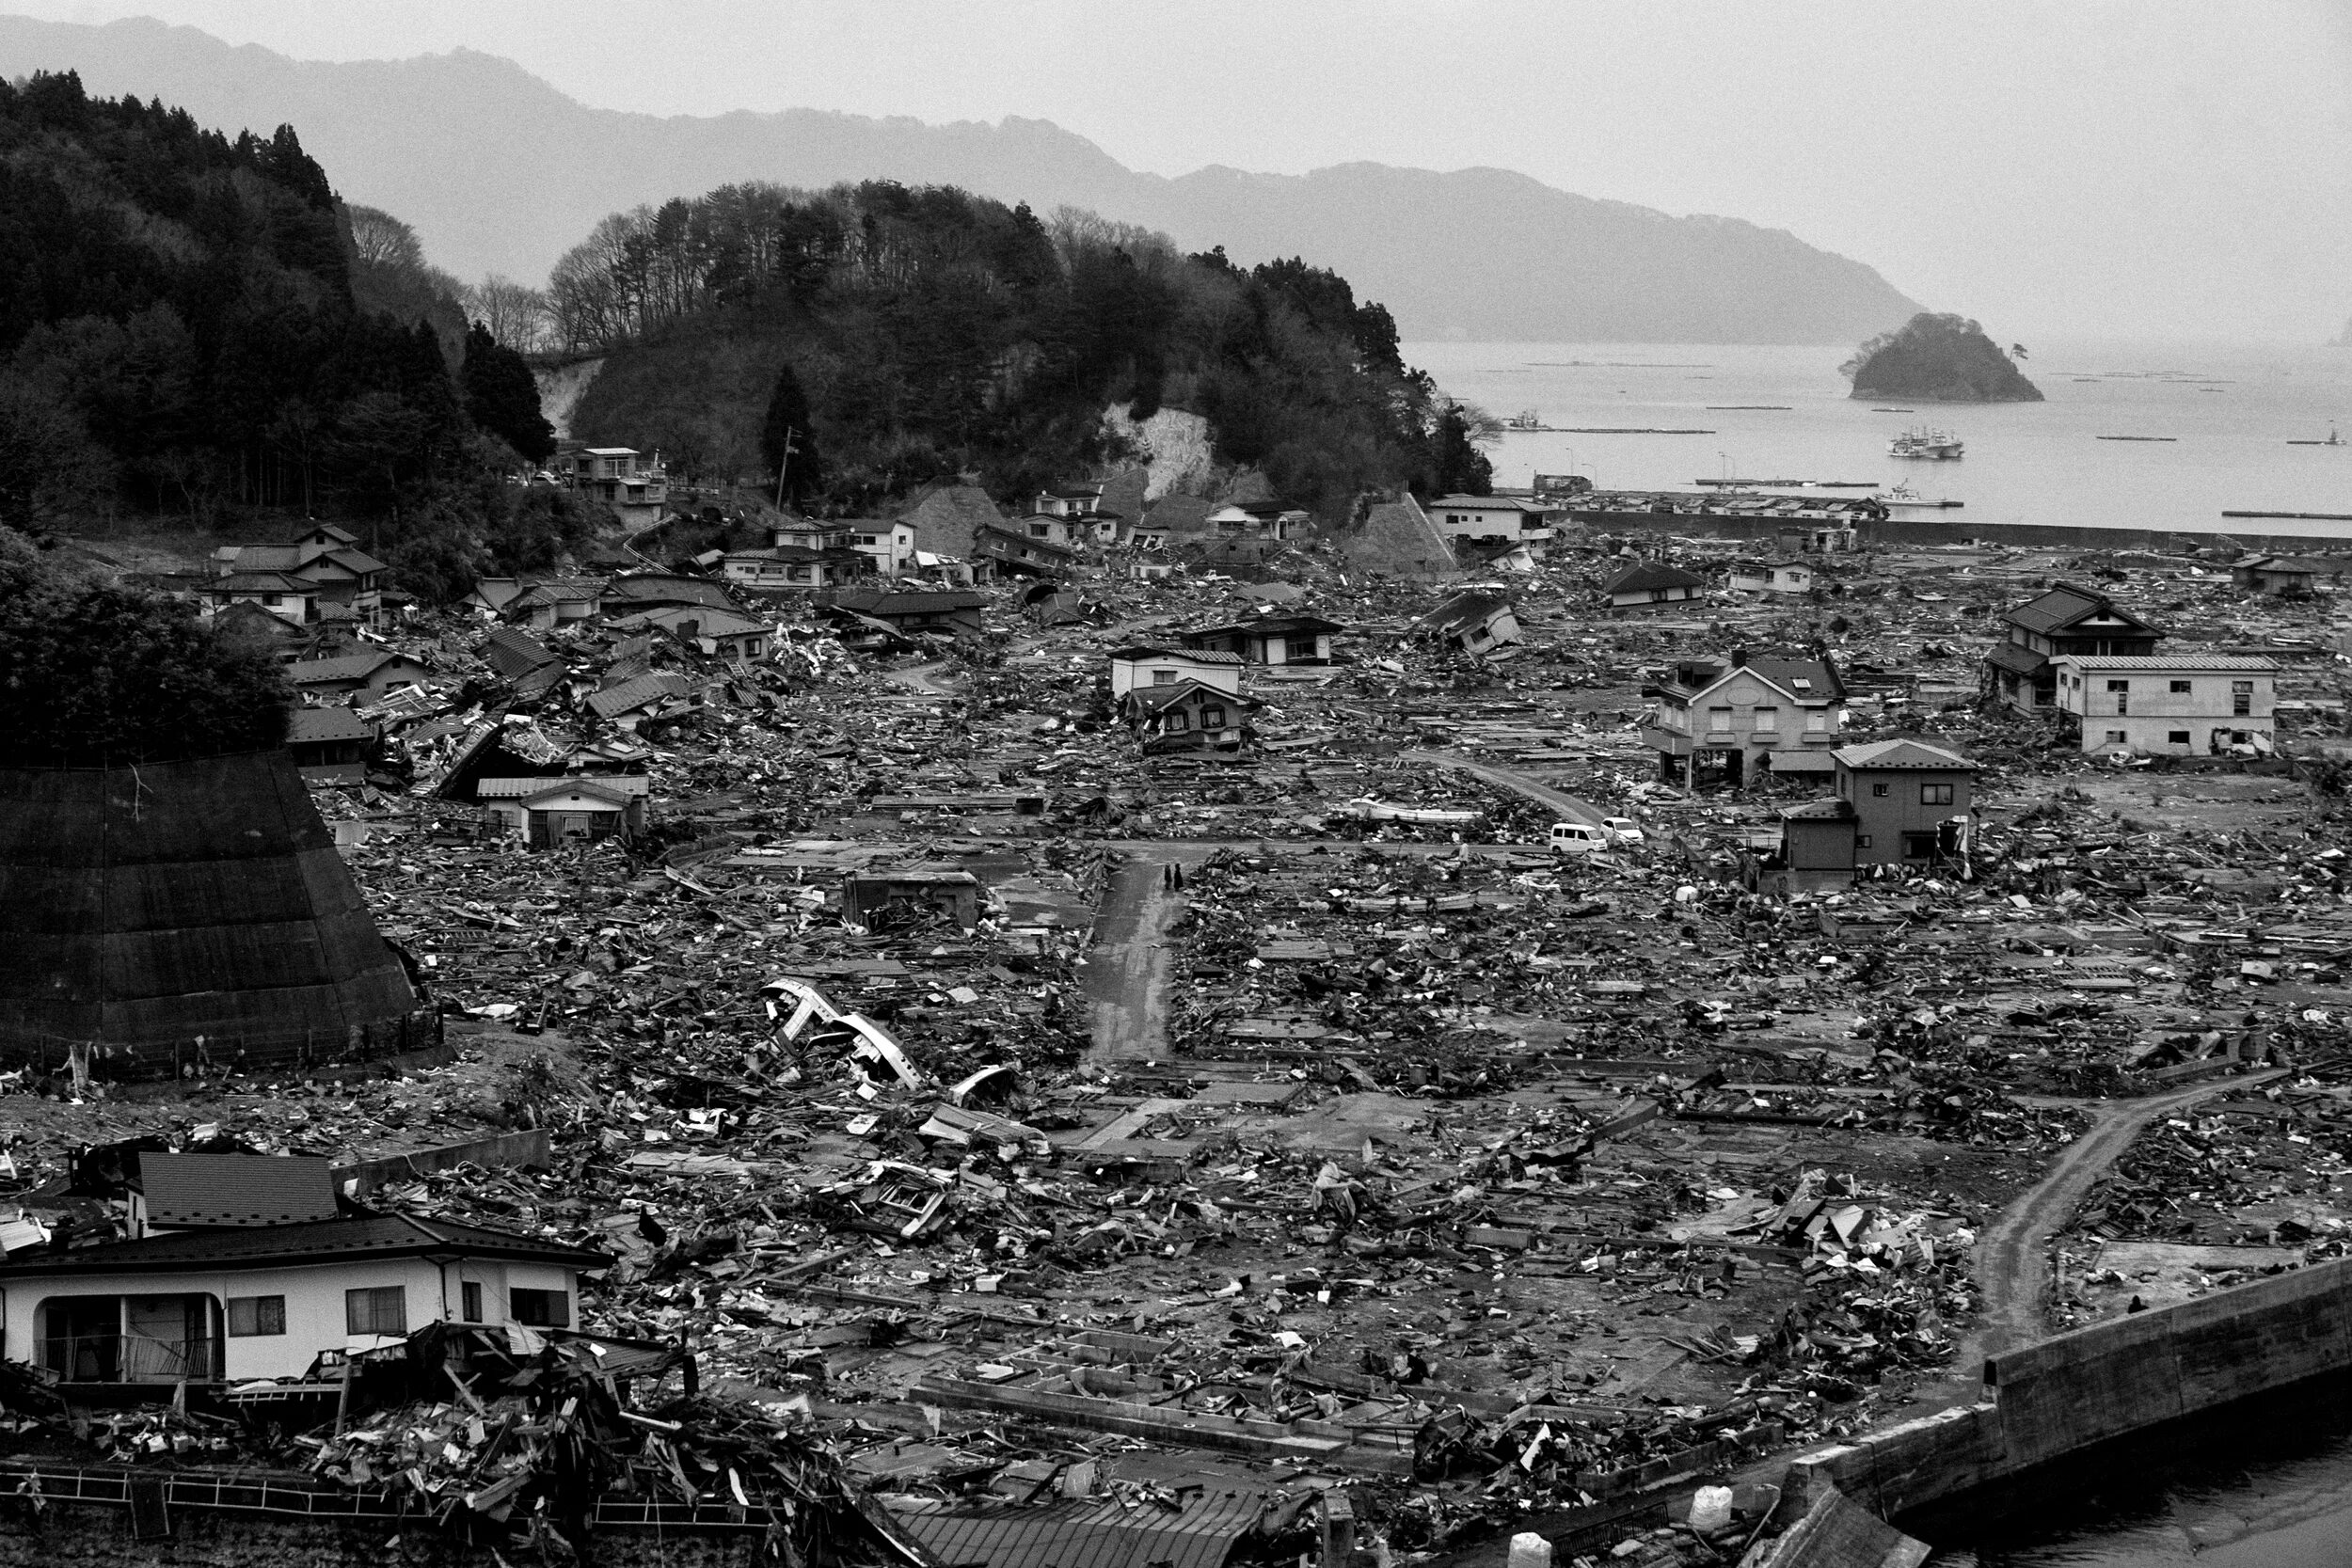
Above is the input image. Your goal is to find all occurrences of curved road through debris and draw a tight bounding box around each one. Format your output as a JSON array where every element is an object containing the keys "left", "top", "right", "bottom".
[
  {"left": 1958, "top": 1069, "right": 2287, "bottom": 1370},
  {"left": 1406, "top": 750, "right": 1612, "bottom": 828}
]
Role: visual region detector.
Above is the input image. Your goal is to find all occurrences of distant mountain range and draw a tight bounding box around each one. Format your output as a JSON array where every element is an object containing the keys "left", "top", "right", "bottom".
[{"left": 0, "top": 15, "right": 1924, "bottom": 344}]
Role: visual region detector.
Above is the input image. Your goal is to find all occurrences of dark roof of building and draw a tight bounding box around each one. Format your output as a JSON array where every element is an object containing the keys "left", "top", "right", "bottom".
[
  {"left": 311, "top": 547, "right": 390, "bottom": 577},
  {"left": 605, "top": 574, "right": 737, "bottom": 610},
  {"left": 1664, "top": 651, "right": 1842, "bottom": 702},
  {"left": 2005, "top": 582, "right": 2161, "bottom": 638},
  {"left": 1605, "top": 562, "right": 1707, "bottom": 594},
  {"left": 285, "top": 706, "right": 374, "bottom": 745},
  {"left": 484, "top": 626, "right": 560, "bottom": 680},
  {"left": 823, "top": 588, "right": 989, "bottom": 618},
  {"left": 1180, "top": 616, "right": 1344, "bottom": 643},
  {"left": 209, "top": 571, "right": 314, "bottom": 594},
  {"left": 1121, "top": 680, "right": 1263, "bottom": 715},
  {"left": 284, "top": 651, "right": 421, "bottom": 686},
  {"left": 1781, "top": 797, "right": 1856, "bottom": 818},
  {"left": 1414, "top": 592, "right": 1515, "bottom": 636},
  {"left": 587, "top": 672, "right": 694, "bottom": 719},
  {"left": 0, "top": 1212, "right": 604, "bottom": 1278},
  {"left": 138, "top": 1153, "right": 338, "bottom": 1228},
  {"left": 1984, "top": 641, "right": 2048, "bottom": 676},
  {"left": 1834, "top": 738, "right": 1979, "bottom": 771}
]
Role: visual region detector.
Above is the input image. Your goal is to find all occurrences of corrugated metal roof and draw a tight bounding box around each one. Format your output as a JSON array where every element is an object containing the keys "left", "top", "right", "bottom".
[
  {"left": 1833, "top": 739, "right": 1978, "bottom": 770},
  {"left": 2053, "top": 656, "right": 2280, "bottom": 672},
  {"left": 139, "top": 1153, "right": 338, "bottom": 1227},
  {"left": 885, "top": 1488, "right": 1261, "bottom": 1568},
  {"left": 587, "top": 673, "right": 693, "bottom": 719},
  {"left": 475, "top": 775, "right": 651, "bottom": 800},
  {"left": 286, "top": 707, "right": 373, "bottom": 744}
]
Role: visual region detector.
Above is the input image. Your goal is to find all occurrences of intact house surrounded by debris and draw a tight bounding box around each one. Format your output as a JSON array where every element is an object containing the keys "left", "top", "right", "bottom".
[
  {"left": 1984, "top": 580, "right": 2164, "bottom": 715},
  {"left": 1602, "top": 559, "right": 1707, "bottom": 610},
  {"left": 1177, "top": 614, "right": 1343, "bottom": 665},
  {"left": 2052, "top": 654, "right": 2280, "bottom": 754},
  {"left": 476, "top": 775, "right": 651, "bottom": 847},
  {"left": 1728, "top": 558, "right": 1817, "bottom": 595},
  {"left": 1107, "top": 645, "right": 1246, "bottom": 698},
  {"left": 1427, "top": 493, "right": 1565, "bottom": 551},
  {"left": 0, "top": 1150, "right": 602, "bottom": 1386},
  {"left": 1118, "top": 679, "right": 1261, "bottom": 753},
  {"left": 1644, "top": 647, "right": 1843, "bottom": 786}
]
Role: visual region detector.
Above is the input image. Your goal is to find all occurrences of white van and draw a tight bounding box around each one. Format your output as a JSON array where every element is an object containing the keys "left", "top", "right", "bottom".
[{"left": 1549, "top": 821, "right": 1611, "bottom": 854}]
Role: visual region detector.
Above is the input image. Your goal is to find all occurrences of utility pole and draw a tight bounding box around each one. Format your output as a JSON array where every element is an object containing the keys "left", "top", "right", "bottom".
[{"left": 772, "top": 427, "right": 800, "bottom": 512}]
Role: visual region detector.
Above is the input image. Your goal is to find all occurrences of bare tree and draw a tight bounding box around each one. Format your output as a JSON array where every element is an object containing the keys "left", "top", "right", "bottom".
[
  {"left": 462, "top": 274, "right": 555, "bottom": 354},
  {"left": 344, "top": 203, "right": 423, "bottom": 269}
]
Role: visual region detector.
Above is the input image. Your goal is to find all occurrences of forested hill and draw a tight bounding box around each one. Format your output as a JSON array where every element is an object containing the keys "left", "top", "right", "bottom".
[
  {"left": 560, "top": 182, "right": 1493, "bottom": 520},
  {"left": 0, "top": 16, "right": 1923, "bottom": 344},
  {"left": 0, "top": 71, "right": 589, "bottom": 604}
]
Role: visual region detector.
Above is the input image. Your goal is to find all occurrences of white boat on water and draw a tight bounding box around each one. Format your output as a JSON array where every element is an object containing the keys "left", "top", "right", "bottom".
[
  {"left": 1504, "top": 409, "right": 1543, "bottom": 431},
  {"left": 1890, "top": 425, "right": 1964, "bottom": 460}
]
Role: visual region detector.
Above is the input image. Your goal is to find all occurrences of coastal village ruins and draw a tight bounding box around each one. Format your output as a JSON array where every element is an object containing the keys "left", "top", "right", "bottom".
[{"left": 12, "top": 438, "right": 2352, "bottom": 1568}]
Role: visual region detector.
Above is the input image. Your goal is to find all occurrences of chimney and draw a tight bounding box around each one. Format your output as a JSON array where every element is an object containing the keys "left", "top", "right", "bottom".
[{"left": 1731, "top": 646, "right": 1748, "bottom": 668}]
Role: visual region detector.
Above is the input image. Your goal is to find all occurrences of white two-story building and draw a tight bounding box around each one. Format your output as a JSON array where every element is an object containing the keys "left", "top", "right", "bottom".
[{"left": 2052, "top": 655, "right": 2279, "bottom": 754}]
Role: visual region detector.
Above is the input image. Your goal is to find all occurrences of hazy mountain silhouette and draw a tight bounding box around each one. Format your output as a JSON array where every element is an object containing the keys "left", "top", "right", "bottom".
[{"left": 0, "top": 15, "right": 1923, "bottom": 344}]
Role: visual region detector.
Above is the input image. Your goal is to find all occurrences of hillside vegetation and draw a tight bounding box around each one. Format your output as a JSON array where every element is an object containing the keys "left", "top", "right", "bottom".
[
  {"left": 558, "top": 182, "right": 1490, "bottom": 519},
  {"left": 0, "top": 71, "right": 580, "bottom": 602},
  {"left": 1843, "top": 312, "right": 2043, "bottom": 403}
]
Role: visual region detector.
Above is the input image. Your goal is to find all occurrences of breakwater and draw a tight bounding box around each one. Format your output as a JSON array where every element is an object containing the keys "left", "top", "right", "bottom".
[
  {"left": 1783, "top": 1255, "right": 2352, "bottom": 1522},
  {"left": 1572, "top": 506, "right": 2352, "bottom": 553}
]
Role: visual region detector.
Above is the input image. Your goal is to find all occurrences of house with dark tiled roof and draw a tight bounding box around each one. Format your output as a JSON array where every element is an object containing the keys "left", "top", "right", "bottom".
[
  {"left": 200, "top": 570, "right": 320, "bottom": 624},
  {"left": 285, "top": 705, "right": 375, "bottom": 781},
  {"left": 1644, "top": 647, "right": 1844, "bottom": 788},
  {"left": 1602, "top": 560, "right": 1707, "bottom": 611},
  {"left": 817, "top": 588, "right": 989, "bottom": 639},
  {"left": 283, "top": 650, "right": 435, "bottom": 705},
  {"left": 0, "top": 1206, "right": 603, "bottom": 1386},
  {"left": 1833, "top": 739, "right": 1979, "bottom": 865},
  {"left": 1984, "top": 581, "right": 2162, "bottom": 715}
]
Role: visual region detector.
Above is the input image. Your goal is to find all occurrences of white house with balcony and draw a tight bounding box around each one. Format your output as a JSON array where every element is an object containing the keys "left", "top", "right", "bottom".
[
  {"left": 1644, "top": 648, "right": 1845, "bottom": 788},
  {"left": 2052, "top": 655, "right": 2279, "bottom": 754},
  {"left": 1428, "top": 495, "right": 1563, "bottom": 548},
  {"left": 0, "top": 1155, "right": 604, "bottom": 1388},
  {"left": 558, "top": 447, "right": 668, "bottom": 523}
]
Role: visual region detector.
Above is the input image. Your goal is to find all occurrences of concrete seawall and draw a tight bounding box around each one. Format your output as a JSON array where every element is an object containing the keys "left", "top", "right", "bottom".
[
  {"left": 1785, "top": 1255, "right": 2352, "bottom": 1520},
  {"left": 1572, "top": 507, "right": 2352, "bottom": 554}
]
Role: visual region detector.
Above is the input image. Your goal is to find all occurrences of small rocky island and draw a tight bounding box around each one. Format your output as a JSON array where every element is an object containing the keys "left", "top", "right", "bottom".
[{"left": 1843, "top": 311, "right": 2043, "bottom": 402}]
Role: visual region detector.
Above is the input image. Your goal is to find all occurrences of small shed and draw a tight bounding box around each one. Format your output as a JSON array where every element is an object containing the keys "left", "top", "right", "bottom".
[{"left": 477, "top": 777, "right": 649, "bottom": 848}]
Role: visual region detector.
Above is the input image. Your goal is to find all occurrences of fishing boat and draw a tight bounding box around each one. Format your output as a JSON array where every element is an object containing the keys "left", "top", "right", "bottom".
[
  {"left": 1504, "top": 409, "right": 1543, "bottom": 432},
  {"left": 2287, "top": 425, "right": 2344, "bottom": 448},
  {"left": 1889, "top": 426, "right": 1964, "bottom": 460}
]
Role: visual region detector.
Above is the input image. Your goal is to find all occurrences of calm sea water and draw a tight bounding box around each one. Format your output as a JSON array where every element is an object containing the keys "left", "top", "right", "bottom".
[
  {"left": 1402, "top": 339, "right": 2352, "bottom": 539},
  {"left": 1901, "top": 1374, "right": 2352, "bottom": 1567}
]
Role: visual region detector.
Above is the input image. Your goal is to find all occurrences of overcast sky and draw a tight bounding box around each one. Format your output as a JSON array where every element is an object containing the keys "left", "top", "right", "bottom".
[{"left": 13, "top": 0, "right": 2352, "bottom": 340}]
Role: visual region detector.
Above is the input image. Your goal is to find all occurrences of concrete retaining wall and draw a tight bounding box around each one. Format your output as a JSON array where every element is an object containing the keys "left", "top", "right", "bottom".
[{"left": 1786, "top": 1257, "right": 2352, "bottom": 1519}]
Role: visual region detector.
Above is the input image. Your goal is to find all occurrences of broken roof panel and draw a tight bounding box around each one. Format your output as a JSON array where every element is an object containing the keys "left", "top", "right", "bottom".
[{"left": 138, "top": 1152, "right": 338, "bottom": 1228}]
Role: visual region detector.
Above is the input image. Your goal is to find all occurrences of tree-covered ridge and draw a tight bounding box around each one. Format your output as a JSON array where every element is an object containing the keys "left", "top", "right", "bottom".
[
  {"left": 0, "top": 72, "right": 580, "bottom": 603},
  {"left": 558, "top": 182, "right": 1491, "bottom": 518}
]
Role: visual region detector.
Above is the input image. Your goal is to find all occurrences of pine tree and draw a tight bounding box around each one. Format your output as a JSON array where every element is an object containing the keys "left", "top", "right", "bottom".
[
  {"left": 758, "top": 362, "right": 823, "bottom": 503},
  {"left": 460, "top": 323, "right": 555, "bottom": 463}
]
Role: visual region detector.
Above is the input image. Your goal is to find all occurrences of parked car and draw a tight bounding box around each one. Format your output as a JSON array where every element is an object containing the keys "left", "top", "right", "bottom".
[
  {"left": 1549, "top": 821, "right": 1612, "bottom": 854},
  {"left": 1602, "top": 816, "right": 1646, "bottom": 845}
]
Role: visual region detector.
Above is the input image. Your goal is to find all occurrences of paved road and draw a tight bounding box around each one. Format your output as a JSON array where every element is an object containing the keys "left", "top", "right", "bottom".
[
  {"left": 1083, "top": 846, "right": 1219, "bottom": 1062},
  {"left": 1406, "top": 751, "right": 1612, "bottom": 828}
]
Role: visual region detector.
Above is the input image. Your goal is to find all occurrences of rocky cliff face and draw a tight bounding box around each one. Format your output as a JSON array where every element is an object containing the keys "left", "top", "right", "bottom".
[{"left": 1844, "top": 313, "right": 2043, "bottom": 403}]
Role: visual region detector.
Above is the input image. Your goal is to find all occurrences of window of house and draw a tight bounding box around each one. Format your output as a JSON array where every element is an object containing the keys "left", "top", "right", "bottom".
[
  {"left": 1806, "top": 711, "right": 1828, "bottom": 731},
  {"left": 1164, "top": 710, "right": 1189, "bottom": 732},
  {"left": 2106, "top": 730, "right": 2128, "bottom": 744},
  {"left": 1152, "top": 669, "right": 1176, "bottom": 685},
  {"left": 345, "top": 1286, "right": 407, "bottom": 1337},
  {"left": 1921, "top": 783, "right": 1954, "bottom": 805},
  {"left": 510, "top": 1288, "right": 570, "bottom": 1328},
  {"left": 2170, "top": 680, "right": 2192, "bottom": 694},
  {"left": 1752, "top": 705, "right": 1780, "bottom": 732},
  {"left": 462, "top": 1282, "right": 484, "bottom": 1323},
  {"left": 227, "top": 1295, "right": 285, "bottom": 1337},
  {"left": 1708, "top": 707, "right": 1733, "bottom": 731},
  {"left": 1901, "top": 832, "right": 1937, "bottom": 860},
  {"left": 1856, "top": 834, "right": 1872, "bottom": 847},
  {"left": 2169, "top": 731, "right": 2191, "bottom": 745},
  {"left": 1871, "top": 782, "right": 1889, "bottom": 797},
  {"left": 1200, "top": 705, "right": 1227, "bottom": 729},
  {"left": 2233, "top": 680, "right": 2253, "bottom": 717},
  {"left": 1651, "top": 589, "right": 1670, "bottom": 602}
]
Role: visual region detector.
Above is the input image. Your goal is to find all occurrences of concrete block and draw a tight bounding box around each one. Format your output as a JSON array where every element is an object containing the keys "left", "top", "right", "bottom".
[{"left": 2175, "top": 1261, "right": 2352, "bottom": 1415}]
